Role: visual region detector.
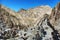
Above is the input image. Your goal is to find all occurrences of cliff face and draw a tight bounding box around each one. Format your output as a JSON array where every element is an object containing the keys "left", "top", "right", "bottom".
[
  {"left": 0, "top": 5, "right": 52, "bottom": 28},
  {"left": 49, "top": 3, "right": 60, "bottom": 24},
  {"left": 0, "top": 5, "right": 27, "bottom": 29},
  {"left": 0, "top": 3, "right": 60, "bottom": 40},
  {"left": 18, "top": 5, "right": 52, "bottom": 27},
  {"left": 49, "top": 3, "right": 60, "bottom": 34}
]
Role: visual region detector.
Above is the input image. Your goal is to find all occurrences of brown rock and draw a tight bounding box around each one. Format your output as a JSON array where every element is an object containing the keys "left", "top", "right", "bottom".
[{"left": 49, "top": 2, "right": 60, "bottom": 34}]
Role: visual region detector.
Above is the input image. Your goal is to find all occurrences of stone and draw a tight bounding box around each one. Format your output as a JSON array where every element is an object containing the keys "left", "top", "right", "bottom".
[{"left": 0, "top": 2, "right": 60, "bottom": 40}]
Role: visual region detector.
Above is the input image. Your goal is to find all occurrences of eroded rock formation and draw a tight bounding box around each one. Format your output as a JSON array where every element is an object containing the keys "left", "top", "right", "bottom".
[{"left": 0, "top": 2, "right": 60, "bottom": 40}]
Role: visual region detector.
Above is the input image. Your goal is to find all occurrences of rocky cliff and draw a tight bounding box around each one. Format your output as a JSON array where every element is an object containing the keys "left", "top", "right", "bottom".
[
  {"left": 0, "top": 3, "right": 60, "bottom": 40},
  {"left": 49, "top": 2, "right": 60, "bottom": 34}
]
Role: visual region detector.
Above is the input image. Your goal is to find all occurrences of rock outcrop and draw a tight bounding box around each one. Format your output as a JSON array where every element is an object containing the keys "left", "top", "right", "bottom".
[
  {"left": 0, "top": 2, "right": 60, "bottom": 40},
  {"left": 49, "top": 2, "right": 60, "bottom": 34}
]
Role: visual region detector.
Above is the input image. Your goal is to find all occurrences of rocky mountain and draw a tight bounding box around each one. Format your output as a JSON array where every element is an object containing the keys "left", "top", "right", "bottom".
[
  {"left": 49, "top": 2, "right": 60, "bottom": 34},
  {"left": 0, "top": 2, "right": 60, "bottom": 40},
  {"left": 0, "top": 4, "right": 52, "bottom": 28},
  {"left": 17, "top": 5, "right": 52, "bottom": 27}
]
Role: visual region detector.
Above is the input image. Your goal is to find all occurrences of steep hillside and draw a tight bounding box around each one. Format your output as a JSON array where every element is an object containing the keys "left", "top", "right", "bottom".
[
  {"left": 0, "top": 5, "right": 52, "bottom": 28},
  {"left": 0, "top": 3, "right": 60, "bottom": 40},
  {"left": 49, "top": 2, "right": 60, "bottom": 34}
]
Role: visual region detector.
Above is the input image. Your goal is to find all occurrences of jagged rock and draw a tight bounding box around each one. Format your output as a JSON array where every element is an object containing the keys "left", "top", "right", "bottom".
[
  {"left": 0, "top": 2, "right": 60, "bottom": 40},
  {"left": 49, "top": 2, "right": 60, "bottom": 34},
  {"left": 18, "top": 5, "right": 52, "bottom": 27}
]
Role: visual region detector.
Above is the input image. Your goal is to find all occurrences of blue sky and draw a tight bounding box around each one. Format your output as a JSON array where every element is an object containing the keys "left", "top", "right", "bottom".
[{"left": 0, "top": 0, "right": 60, "bottom": 12}]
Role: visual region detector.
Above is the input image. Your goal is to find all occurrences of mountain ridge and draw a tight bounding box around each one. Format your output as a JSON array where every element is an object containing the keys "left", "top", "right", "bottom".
[
  {"left": 0, "top": 4, "right": 52, "bottom": 28},
  {"left": 0, "top": 2, "right": 60, "bottom": 40}
]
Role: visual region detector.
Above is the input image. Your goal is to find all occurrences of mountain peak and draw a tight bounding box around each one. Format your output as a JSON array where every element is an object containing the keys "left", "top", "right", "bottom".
[
  {"left": 49, "top": 2, "right": 60, "bottom": 30},
  {"left": 56, "top": 2, "right": 60, "bottom": 10},
  {"left": 18, "top": 8, "right": 26, "bottom": 13},
  {"left": 0, "top": 3, "right": 60, "bottom": 40},
  {"left": 0, "top": 4, "right": 52, "bottom": 28}
]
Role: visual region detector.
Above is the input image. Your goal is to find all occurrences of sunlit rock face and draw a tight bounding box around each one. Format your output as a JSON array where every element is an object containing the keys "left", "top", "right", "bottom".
[
  {"left": 18, "top": 5, "right": 52, "bottom": 27},
  {"left": 0, "top": 5, "right": 52, "bottom": 28},
  {"left": 49, "top": 3, "right": 60, "bottom": 34},
  {"left": 0, "top": 3, "right": 60, "bottom": 40},
  {"left": 0, "top": 5, "right": 28, "bottom": 29}
]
